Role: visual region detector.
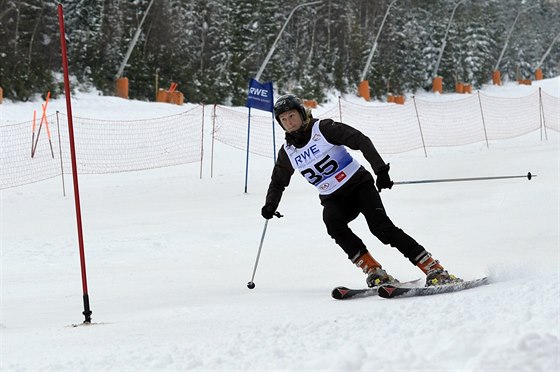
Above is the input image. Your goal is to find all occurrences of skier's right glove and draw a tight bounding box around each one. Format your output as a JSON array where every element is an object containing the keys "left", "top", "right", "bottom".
[
  {"left": 261, "top": 204, "right": 277, "bottom": 219},
  {"left": 375, "top": 163, "right": 394, "bottom": 192}
]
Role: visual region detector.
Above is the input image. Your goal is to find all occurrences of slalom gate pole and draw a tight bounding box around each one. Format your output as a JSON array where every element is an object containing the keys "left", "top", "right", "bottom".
[
  {"left": 44, "top": 113, "right": 55, "bottom": 158},
  {"left": 394, "top": 172, "right": 535, "bottom": 186},
  {"left": 31, "top": 92, "right": 51, "bottom": 158},
  {"left": 58, "top": 4, "right": 92, "bottom": 324},
  {"left": 247, "top": 212, "right": 283, "bottom": 289}
]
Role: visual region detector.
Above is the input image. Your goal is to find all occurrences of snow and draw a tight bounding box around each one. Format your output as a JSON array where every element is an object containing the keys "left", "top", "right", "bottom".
[{"left": 1, "top": 79, "right": 559, "bottom": 371}]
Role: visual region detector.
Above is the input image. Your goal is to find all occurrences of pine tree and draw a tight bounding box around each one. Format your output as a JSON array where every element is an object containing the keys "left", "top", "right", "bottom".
[
  {"left": 65, "top": 0, "right": 105, "bottom": 86},
  {"left": 223, "top": 0, "right": 259, "bottom": 106},
  {"left": 454, "top": 2, "right": 496, "bottom": 87},
  {"left": 0, "top": 0, "right": 59, "bottom": 100},
  {"left": 86, "top": 0, "right": 130, "bottom": 94},
  {"left": 1, "top": 0, "right": 559, "bottom": 102}
]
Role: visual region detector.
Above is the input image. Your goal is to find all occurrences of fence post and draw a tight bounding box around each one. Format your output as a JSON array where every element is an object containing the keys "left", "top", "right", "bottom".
[
  {"left": 244, "top": 107, "right": 252, "bottom": 193},
  {"left": 412, "top": 96, "right": 428, "bottom": 158},
  {"left": 56, "top": 111, "right": 66, "bottom": 196},
  {"left": 477, "top": 91, "right": 490, "bottom": 148},
  {"left": 31, "top": 110, "right": 36, "bottom": 157},
  {"left": 271, "top": 111, "right": 277, "bottom": 164},
  {"left": 539, "top": 87, "right": 548, "bottom": 141},
  {"left": 211, "top": 104, "right": 217, "bottom": 178},
  {"left": 200, "top": 103, "right": 205, "bottom": 179}
]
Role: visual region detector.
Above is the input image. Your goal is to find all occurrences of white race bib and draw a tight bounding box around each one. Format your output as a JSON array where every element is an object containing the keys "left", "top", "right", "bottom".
[{"left": 284, "top": 121, "right": 361, "bottom": 195}]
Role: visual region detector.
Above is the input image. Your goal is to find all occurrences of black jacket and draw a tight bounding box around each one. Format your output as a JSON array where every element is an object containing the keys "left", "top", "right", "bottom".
[{"left": 264, "top": 118, "right": 387, "bottom": 208}]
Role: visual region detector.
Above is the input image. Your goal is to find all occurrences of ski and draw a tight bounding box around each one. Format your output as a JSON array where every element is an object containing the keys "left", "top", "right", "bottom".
[
  {"left": 332, "top": 278, "right": 422, "bottom": 300},
  {"left": 378, "top": 277, "right": 489, "bottom": 299}
]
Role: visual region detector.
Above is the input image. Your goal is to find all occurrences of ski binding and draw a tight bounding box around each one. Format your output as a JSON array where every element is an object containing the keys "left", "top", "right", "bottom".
[
  {"left": 332, "top": 278, "right": 422, "bottom": 300},
  {"left": 378, "top": 277, "right": 489, "bottom": 299}
]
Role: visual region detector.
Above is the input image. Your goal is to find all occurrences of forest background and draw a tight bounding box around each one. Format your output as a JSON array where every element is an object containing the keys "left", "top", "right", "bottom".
[{"left": 0, "top": 0, "right": 559, "bottom": 104}]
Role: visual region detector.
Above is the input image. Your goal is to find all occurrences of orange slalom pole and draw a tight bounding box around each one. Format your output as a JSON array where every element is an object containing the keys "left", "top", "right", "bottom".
[
  {"left": 41, "top": 91, "right": 51, "bottom": 126},
  {"left": 32, "top": 92, "right": 51, "bottom": 157},
  {"left": 44, "top": 114, "right": 51, "bottom": 139},
  {"left": 43, "top": 92, "right": 54, "bottom": 157},
  {"left": 44, "top": 114, "right": 55, "bottom": 158},
  {"left": 40, "top": 91, "right": 51, "bottom": 123}
]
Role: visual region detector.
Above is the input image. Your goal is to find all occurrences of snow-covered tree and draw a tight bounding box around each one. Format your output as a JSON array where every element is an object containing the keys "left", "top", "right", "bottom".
[
  {"left": 1, "top": 0, "right": 559, "bottom": 102},
  {"left": 0, "top": 0, "right": 58, "bottom": 100}
]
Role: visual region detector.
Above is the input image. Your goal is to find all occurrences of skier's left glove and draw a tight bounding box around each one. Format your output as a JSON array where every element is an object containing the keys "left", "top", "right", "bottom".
[
  {"left": 261, "top": 204, "right": 277, "bottom": 219},
  {"left": 375, "top": 163, "right": 394, "bottom": 192}
]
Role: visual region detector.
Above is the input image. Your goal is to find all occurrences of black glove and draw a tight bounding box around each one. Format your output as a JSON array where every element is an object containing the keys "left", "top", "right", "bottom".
[
  {"left": 375, "top": 163, "right": 394, "bottom": 192},
  {"left": 261, "top": 204, "right": 277, "bottom": 219}
]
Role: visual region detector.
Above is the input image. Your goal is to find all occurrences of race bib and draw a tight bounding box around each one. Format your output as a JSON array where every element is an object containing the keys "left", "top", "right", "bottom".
[{"left": 285, "top": 121, "right": 361, "bottom": 195}]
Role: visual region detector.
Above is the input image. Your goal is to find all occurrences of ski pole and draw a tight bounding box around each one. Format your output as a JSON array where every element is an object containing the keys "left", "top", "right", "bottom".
[
  {"left": 394, "top": 172, "right": 535, "bottom": 186},
  {"left": 247, "top": 211, "right": 283, "bottom": 289}
]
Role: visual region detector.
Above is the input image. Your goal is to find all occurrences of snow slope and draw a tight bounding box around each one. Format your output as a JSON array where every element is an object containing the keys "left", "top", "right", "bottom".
[{"left": 1, "top": 80, "right": 559, "bottom": 371}]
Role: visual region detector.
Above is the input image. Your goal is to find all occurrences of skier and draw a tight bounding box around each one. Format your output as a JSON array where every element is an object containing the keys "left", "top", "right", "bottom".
[{"left": 261, "top": 94, "right": 462, "bottom": 288}]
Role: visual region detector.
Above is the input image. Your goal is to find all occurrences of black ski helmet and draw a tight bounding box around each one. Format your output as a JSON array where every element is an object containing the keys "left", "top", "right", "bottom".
[{"left": 274, "top": 94, "right": 307, "bottom": 128}]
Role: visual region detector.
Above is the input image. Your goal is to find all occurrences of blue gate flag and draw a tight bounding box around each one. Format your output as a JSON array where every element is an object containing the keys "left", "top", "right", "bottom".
[{"left": 246, "top": 79, "right": 274, "bottom": 113}]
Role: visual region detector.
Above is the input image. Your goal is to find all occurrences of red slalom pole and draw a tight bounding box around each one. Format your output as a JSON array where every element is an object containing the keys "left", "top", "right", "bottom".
[{"left": 58, "top": 4, "right": 92, "bottom": 324}]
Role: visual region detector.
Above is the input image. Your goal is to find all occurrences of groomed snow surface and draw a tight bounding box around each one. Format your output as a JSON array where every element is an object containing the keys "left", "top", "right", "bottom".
[{"left": 1, "top": 79, "right": 559, "bottom": 371}]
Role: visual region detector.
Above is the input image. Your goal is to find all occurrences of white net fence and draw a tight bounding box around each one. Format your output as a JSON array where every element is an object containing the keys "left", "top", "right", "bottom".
[
  {"left": 2, "top": 90, "right": 558, "bottom": 190},
  {"left": 1, "top": 107, "right": 203, "bottom": 189},
  {"left": 213, "top": 90, "right": 558, "bottom": 159},
  {"left": 212, "top": 105, "right": 280, "bottom": 159}
]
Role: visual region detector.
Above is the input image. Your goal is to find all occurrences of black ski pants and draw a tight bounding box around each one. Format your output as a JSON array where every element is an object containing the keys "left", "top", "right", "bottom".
[{"left": 321, "top": 180, "right": 425, "bottom": 264}]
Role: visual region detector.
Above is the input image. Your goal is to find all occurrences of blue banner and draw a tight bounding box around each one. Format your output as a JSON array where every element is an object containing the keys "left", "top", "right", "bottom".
[{"left": 246, "top": 79, "right": 274, "bottom": 113}]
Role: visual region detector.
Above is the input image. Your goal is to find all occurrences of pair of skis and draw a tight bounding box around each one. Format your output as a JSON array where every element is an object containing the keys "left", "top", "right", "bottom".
[{"left": 332, "top": 277, "right": 489, "bottom": 300}]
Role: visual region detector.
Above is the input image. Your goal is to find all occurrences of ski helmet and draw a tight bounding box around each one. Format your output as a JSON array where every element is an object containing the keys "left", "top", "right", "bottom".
[{"left": 273, "top": 94, "right": 307, "bottom": 129}]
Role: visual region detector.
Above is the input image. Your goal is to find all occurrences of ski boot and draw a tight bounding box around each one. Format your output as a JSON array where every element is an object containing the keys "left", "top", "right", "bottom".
[
  {"left": 425, "top": 269, "right": 463, "bottom": 286},
  {"left": 366, "top": 267, "right": 398, "bottom": 288},
  {"left": 415, "top": 251, "right": 462, "bottom": 287},
  {"left": 352, "top": 251, "right": 398, "bottom": 288}
]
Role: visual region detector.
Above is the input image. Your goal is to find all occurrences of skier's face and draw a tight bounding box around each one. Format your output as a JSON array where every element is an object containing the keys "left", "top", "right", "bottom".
[{"left": 279, "top": 109, "right": 303, "bottom": 133}]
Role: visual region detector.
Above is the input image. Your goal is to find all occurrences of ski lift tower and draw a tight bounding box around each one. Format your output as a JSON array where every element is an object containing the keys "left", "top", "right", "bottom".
[
  {"left": 254, "top": 0, "right": 323, "bottom": 82},
  {"left": 114, "top": 0, "right": 156, "bottom": 98},
  {"left": 358, "top": 0, "right": 398, "bottom": 101},
  {"left": 535, "top": 32, "right": 560, "bottom": 80},
  {"left": 431, "top": 0, "right": 466, "bottom": 93}
]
